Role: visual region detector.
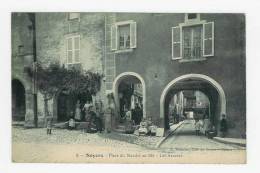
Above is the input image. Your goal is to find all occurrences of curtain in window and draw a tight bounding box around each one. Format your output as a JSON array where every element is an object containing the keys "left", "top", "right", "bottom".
[
  {"left": 193, "top": 26, "right": 202, "bottom": 59},
  {"left": 118, "top": 24, "right": 130, "bottom": 49},
  {"left": 182, "top": 25, "right": 202, "bottom": 60},
  {"left": 183, "top": 27, "right": 192, "bottom": 59}
]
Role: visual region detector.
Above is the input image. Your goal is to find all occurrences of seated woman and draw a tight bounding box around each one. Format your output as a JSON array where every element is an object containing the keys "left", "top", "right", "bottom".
[{"left": 68, "top": 116, "right": 76, "bottom": 130}]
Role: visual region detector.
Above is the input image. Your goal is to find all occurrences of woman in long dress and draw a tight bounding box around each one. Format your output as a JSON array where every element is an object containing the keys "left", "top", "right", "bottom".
[{"left": 75, "top": 100, "right": 81, "bottom": 121}]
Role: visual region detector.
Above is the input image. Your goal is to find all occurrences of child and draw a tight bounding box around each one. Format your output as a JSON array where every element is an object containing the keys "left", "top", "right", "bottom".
[
  {"left": 194, "top": 119, "right": 201, "bottom": 136},
  {"left": 46, "top": 113, "right": 53, "bottom": 135},
  {"left": 68, "top": 116, "right": 76, "bottom": 130}
]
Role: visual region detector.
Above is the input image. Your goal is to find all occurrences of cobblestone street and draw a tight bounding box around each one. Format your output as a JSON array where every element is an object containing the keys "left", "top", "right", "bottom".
[
  {"left": 160, "top": 120, "right": 245, "bottom": 152},
  {"left": 12, "top": 126, "right": 162, "bottom": 148},
  {"left": 12, "top": 125, "right": 246, "bottom": 163}
]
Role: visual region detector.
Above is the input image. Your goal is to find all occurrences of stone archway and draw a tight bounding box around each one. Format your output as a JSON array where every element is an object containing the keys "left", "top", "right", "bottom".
[
  {"left": 12, "top": 79, "right": 26, "bottom": 121},
  {"left": 113, "top": 72, "right": 146, "bottom": 119},
  {"left": 160, "top": 74, "right": 226, "bottom": 129}
]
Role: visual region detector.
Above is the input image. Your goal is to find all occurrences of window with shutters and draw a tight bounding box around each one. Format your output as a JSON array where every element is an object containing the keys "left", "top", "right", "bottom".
[
  {"left": 172, "top": 18, "right": 214, "bottom": 61},
  {"left": 111, "top": 20, "right": 136, "bottom": 52},
  {"left": 66, "top": 35, "right": 80, "bottom": 64}
]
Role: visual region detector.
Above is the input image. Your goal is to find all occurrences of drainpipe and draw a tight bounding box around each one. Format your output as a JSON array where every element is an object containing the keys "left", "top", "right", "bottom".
[{"left": 28, "top": 13, "right": 38, "bottom": 128}]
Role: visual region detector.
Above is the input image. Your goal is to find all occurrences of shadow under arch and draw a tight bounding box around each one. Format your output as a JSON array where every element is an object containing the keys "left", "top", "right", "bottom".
[
  {"left": 12, "top": 78, "right": 26, "bottom": 121},
  {"left": 112, "top": 72, "right": 146, "bottom": 118},
  {"left": 160, "top": 74, "right": 226, "bottom": 129}
]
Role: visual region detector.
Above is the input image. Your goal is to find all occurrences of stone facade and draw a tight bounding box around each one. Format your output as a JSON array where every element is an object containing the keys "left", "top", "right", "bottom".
[
  {"left": 11, "top": 13, "right": 36, "bottom": 127},
  {"left": 11, "top": 13, "right": 246, "bottom": 138},
  {"left": 35, "top": 13, "right": 107, "bottom": 126},
  {"left": 110, "top": 13, "right": 246, "bottom": 138}
]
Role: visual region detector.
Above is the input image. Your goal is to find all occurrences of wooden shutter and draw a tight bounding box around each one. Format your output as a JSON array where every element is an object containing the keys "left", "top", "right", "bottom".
[
  {"left": 172, "top": 26, "right": 182, "bottom": 59},
  {"left": 74, "top": 36, "right": 80, "bottom": 63},
  {"left": 111, "top": 25, "right": 117, "bottom": 50},
  {"left": 67, "top": 38, "right": 73, "bottom": 64},
  {"left": 130, "top": 21, "right": 137, "bottom": 48},
  {"left": 203, "top": 22, "right": 214, "bottom": 57}
]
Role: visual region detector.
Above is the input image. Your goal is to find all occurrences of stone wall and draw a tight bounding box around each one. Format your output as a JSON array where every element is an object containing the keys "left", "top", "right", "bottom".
[
  {"left": 35, "top": 13, "right": 106, "bottom": 126},
  {"left": 11, "top": 13, "right": 36, "bottom": 127},
  {"left": 111, "top": 13, "right": 246, "bottom": 138}
]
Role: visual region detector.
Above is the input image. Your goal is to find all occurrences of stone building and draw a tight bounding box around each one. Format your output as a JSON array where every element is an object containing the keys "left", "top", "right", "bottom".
[
  {"left": 106, "top": 13, "right": 246, "bottom": 138},
  {"left": 12, "top": 13, "right": 36, "bottom": 127},
  {"left": 12, "top": 12, "right": 107, "bottom": 127},
  {"left": 12, "top": 13, "right": 246, "bottom": 138}
]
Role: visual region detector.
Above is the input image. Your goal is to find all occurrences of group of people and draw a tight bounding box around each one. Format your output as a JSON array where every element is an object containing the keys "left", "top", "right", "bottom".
[
  {"left": 45, "top": 98, "right": 228, "bottom": 138},
  {"left": 171, "top": 103, "right": 183, "bottom": 124},
  {"left": 45, "top": 99, "right": 104, "bottom": 135},
  {"left": 123, "top": 103, "right": 143, "bottom": 125},
  {"left": 194, "top": 114, "right": 228, "bottom": 138},
  {"left": 68, "top": 100, "right": 103, "bottom": 133}
]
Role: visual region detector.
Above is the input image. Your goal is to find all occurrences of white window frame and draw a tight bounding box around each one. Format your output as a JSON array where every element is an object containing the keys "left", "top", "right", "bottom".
[
  {"left": 118, "top": 24, "right": 131, "bottom": 50},
  {"left": 182, "top": 24, "right": 203, "bottom": 60},
  {"left": 111, "top": 20, "right": 137, "bottom": 52},
  {"left": 66, "top": 34, "right": 81, "bottom": 65},
  {"left": 172, "top": 18, "right": 214, "bottom": 61},
  {"left": 67, "top": 12, "right": 80, "bottom": 21}
]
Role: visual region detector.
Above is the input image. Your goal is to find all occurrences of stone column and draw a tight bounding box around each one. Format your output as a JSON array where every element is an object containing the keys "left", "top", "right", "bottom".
[{"left": 24, "top": 90, "right": 36, "bottom": 127}]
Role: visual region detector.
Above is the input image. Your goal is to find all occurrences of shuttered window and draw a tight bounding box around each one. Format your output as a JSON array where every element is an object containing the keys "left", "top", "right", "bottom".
[
  {"left": 111, "top": 21, "right": 137, "bottom": 51},
  {"left": 172, "top": 21, "right": 214, "bottom": 60},
  {"left": 66, "top": 35, "right": 80, "bottom": 64}
]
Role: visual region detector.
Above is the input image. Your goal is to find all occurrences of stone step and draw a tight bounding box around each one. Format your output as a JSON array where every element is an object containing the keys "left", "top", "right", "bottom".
[{"left": 12, "top": 121, "right": 25, "bottom": 126}]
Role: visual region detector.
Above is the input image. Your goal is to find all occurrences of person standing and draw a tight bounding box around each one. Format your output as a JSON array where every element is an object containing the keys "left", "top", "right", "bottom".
[
  {"left": 83, "top": 100, "right": 92, "bottom": 121},
  {"left": 125, "top": 108, "right": 132, "bottom": 121},
  {"left": 75, "top": 100, "right": 81, "bottom": 121},
  {"left": 46, "top": 112, "right": 53, "bottom": 135},
  {"left": 104, "top": 105, "right": 114, "bottom": 133},
  {"left": 220, "top": 114, "right": 228, "bottom": 138},
  {"left": 194, "top": 119, "right": 202, "bottom": 136},
  {"left": 176, "top": 103, "right": 180, "bottom": 124},
  {"left": 135, "top": 104, "right": 143, "bottom": 125}
]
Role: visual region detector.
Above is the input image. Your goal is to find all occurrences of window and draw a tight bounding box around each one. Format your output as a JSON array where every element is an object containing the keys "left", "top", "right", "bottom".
[
  {"left": 187, "top": 13, "right": 197, "bottom": 20},
  {"left": 66, "top": 35, "right": 80, "bottom": 64},
  {"left": 67, "top": 13, "right": 80, "bottom": 33},
  {"left": 111, "top": 20, "right": 136, "bottom": 51},
  {"left": 118, "top": 24, "right": 130, "bottom": 50},
  {"left": 18, "top": 45, "right": 24, "bottom": 55},
  {"left": 68, "top": 13, "right": 80, "bottom": 21},
  {"left": 172, "top": 20, "right": 214, "bottom": 61},
  {"left": 182, "top": 25, "right": 202, "bottom": 60},
  {"left": 185, "top": 13, "right": 200, "bottom": 22}
]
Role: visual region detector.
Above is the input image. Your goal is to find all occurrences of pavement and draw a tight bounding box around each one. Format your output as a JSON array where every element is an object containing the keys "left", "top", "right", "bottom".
[
  {"left": 213, "top": 137, "right": 246, "bottom": 147},
  {"left": 159, "top": 119, "right": 246, "bottom": 151},
  {"left": 12, "top": 123, "right": 246, "bottom": 163}
]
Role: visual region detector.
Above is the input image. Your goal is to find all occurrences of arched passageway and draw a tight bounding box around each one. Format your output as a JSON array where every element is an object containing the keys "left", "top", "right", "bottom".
[
  {"left": 113, "top": 72, "right": 146, "bottom": 125},
  {"left": 12, "top": 79, "right": 26, "bottom": 121},
  {"left": 160, "top": 74, "right": 226, "bottom": 132},
  {"left": 56, "top": 91, "right": 92, "bottom": 122}
]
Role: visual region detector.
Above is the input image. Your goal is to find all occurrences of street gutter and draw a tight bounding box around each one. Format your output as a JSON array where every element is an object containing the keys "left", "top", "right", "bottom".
[
  {"left": 213, "top": 137, "right": 246, "bottom": 147},
  {"left": 155, "top": 121, "right": 184, "bottom": 148}
]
